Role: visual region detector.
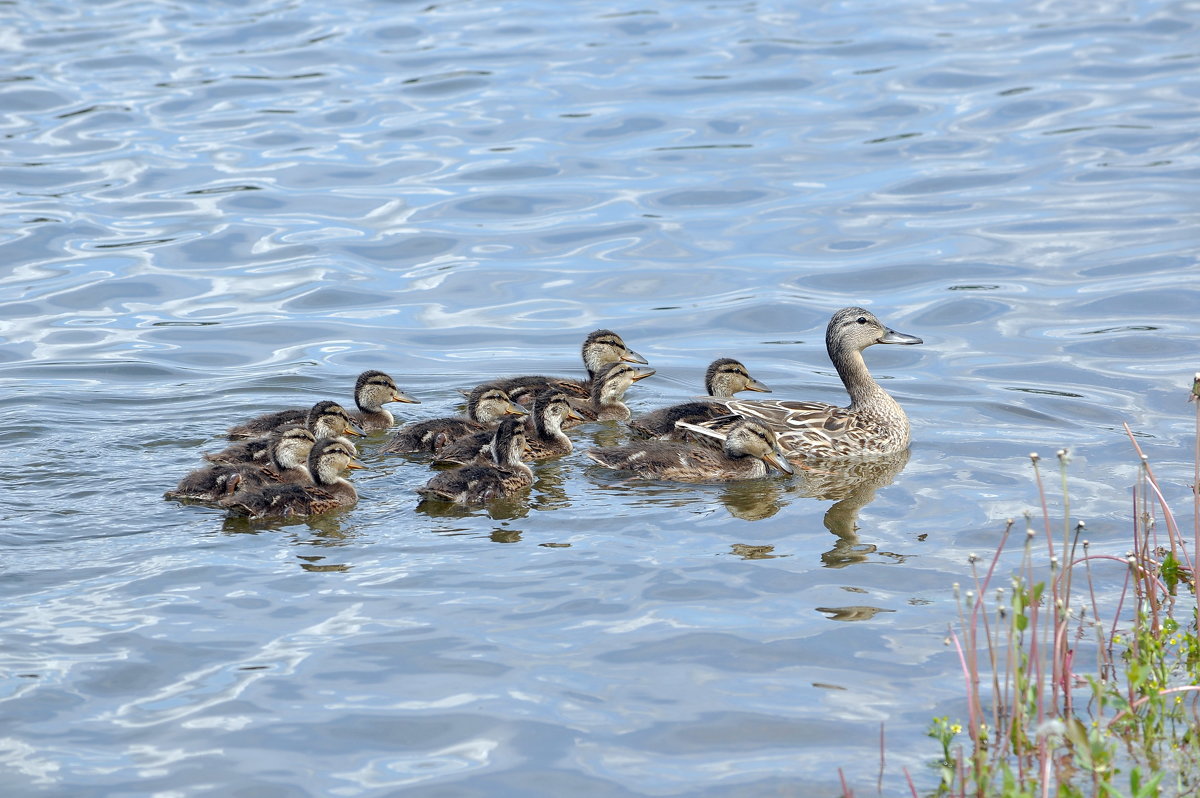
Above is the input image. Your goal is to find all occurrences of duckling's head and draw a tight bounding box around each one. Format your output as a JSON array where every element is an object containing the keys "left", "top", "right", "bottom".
[
  {"left": 307, "top": 401, "right": 362, "bottom": 440},
  {"left": 590, "top": 362, "right": 656, "bottom": 406},
  {"left": 488, "top": 417, "right": 529, "bottom": 466},
  {"left": 355, "top": 370, "right": 419, "bottom": 412},
  {"left": 826, "top": 307, "right": 923, "bottom": 357},
  {"left": 724, "top": 418, "right": 794, "bottom": 475},
  {"left": 532, "top": 391, "right": 581, "bottom": 436},
  {"left": 308, "top": 436, "right": 365, "bottom": 486},
  {"left": 468, "top": 385, "right": 527, "bottom": 424},
  {"left": 271, "top": 424, "right": 316, "bottom": 472},
  {"left": 581, "top": 329, "right": 648, "bottom": 376},
  {"left": 705, "top": 358, "right": 772, "bottom": 397}
]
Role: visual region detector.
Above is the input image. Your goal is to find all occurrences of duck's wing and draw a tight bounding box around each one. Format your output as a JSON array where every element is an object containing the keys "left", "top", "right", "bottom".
[{"left": 708, "top": 398, "right": 855, "bottom": 457}]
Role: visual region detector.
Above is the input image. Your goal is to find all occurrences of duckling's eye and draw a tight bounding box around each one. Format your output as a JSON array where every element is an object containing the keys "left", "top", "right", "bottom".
[{"left": 856, "top": 316, "right": 867, "bottom": 324}]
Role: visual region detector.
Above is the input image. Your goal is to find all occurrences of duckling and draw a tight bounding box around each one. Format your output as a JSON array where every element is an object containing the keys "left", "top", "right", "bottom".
[
  {"left": 434, "top": 390, "right": 583, "bottom": 466},
  {"left": 567, "top": 361, "right": 656, "bottom": 423},
  {"left": 628, "top": 357, "right": 772, "bottom": 439},
  {"left": 166, "top": 426, "right": 316, "bottom": 502},
  {"left": 226, "top": 370, "right": 410, "bottom": 438},
  {"left": 349, "top": 370, "right": 419, "bottom": 433},
  {"left": 586, "top": 418, "right": 794, "bottom": 482},
  {"left": 380, "top": 385, "right": 526, "bottom": 454},
  {"left": 221, "top": 437, "right": 363, "bottom": 518},
  {"left": 226, "top": 398, "right": 362, "bottom": 449},
  {"left": 416, "top": 418, "right": 533, "bottom": 504},
  {"left": 695, "top": 307, "right": 923, "bottom": 459},
  {"left": 472, "top": 329, "right": 648, "bottom": 406},
  {"left": 212, "top": 400, "right": 360, "bottom": 461}
]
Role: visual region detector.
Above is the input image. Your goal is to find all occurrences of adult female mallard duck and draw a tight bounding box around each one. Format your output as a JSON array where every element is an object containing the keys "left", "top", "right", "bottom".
[
  {"left": 586, "top": 417, "right": 794, "bottom": 482},
  {"left": 211, "top": 401, "right": 360, "bottom": 464},
  {"left": 221, "top": 437, "right": 363, "bottom": 518},
  {"left": 696, "top": 307, "right": 922, "bottom": 459},
  {"left": 380, "top": 385, "right": 525, "bottom": 454},
  {"left": 434, "top": 390, "right": 583, "bottom": 466},
  {"left": 628, "top": 357, "right": 772, "bottom": 438},
  {"left": 349, "top": 370, "right": 420, "bottom": 433},
  {"left": 567, "top": 361, "right": 656, "bottom": 424},
  {"left": 225, "top": 371, "right": 414, "bottom": 438},
  {"left": 416, "top": 418, "right": 533, "bottom": 504},
  {"left": 167, "top": 425, "right": 316, "bottom": 503},
  {"left": 473, "top": 329, "right": 648, "bottom": 406}
]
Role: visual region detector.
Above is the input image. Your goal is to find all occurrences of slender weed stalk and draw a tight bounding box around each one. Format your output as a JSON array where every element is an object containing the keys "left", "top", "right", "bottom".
[{"left": 901, "top": 376, "right": 1200, "bottom": 797}]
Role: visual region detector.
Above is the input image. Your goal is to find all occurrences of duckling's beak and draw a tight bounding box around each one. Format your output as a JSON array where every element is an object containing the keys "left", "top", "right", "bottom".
[
  {"left": 346, "top": 460, "right": 367, "bottom": 470},
  {"left": 343, "top": 425, "right": 364, "bottom": 437},
  {"left": 621, "top": 348, "right": 649, "bottom": 365},
  {"left": 505, "top": 402, "right": 529, "bottom": 417},
  {"left": 744, "top": 378, "right": 772, "bottom": 393},
  {"left": 879, "top": 328, "right": 923, "bottom": 345},
  {"left": 630, "top": 368, "right": 656, "bottom": 382},
  {"left": 566, "top": 406, "right": 585, "bottom": 422},
  {"left": 391, "top": 390, "right": 420, "bottom": 404},
  {"left": 763, "top": 449, "right": 795, "bottom": 475}
]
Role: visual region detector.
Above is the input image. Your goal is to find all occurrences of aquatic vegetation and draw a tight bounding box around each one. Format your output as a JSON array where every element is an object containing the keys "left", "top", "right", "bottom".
[{"left": 874, "top": 377, "right": 1200, "bottom": 797}]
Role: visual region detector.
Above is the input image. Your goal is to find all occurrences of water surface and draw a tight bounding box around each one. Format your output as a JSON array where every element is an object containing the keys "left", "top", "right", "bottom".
[{"left": 3, "top": 0, "right": 1199, "bottom": 794}]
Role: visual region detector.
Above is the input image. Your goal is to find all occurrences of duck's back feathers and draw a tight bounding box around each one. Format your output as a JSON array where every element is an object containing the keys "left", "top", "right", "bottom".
[
  {"left": 226, "top": 407, "right": 306, "bottom": 439},
  {"left": 628, "top": 401, "right": 728, "bottom": 438},
  {"left": 381, "top": 417, "right": 485, "bottom": 454},
  {"left": 416, "top": 464, "right": 532, "bottom": 504}
]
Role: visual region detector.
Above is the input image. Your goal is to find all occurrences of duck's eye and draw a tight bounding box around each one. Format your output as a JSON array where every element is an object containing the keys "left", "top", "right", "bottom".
[{"left": 856, "top": 317, "right": 867, "bottom": 324}]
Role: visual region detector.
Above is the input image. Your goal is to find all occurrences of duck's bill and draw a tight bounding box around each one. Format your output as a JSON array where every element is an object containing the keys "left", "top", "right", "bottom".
[
  {"left": 879, "top": 329, "right": 923, "bottom": 345},
  {"left": 566, "top": 407, "right": 586, "bottom": 421},
  {"left": 506, "top": 402, "right": 529, "bottom": 416},
  {"left": 621, "top": 348, "right": 649, "bottom": 365},
  {"left": 343, "top": 425, "right": 365, "bottom": 437},
  {"left": 392, "top": 390, "right": 421, "bottom": 404},
  {"left": 346, "top": 460, "right": 367, "bottom": 470},
  {"left": 745, "top": 378, "right": 772, "bottom": 393},
  {"left": 764, "top": 450, "right": 795, "bottom": 475},
  {"left": 630, "top": 368, "right": 656, "bottom": 381}
]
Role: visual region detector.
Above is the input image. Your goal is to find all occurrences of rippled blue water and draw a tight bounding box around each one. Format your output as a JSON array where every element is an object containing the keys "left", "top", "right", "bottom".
[{"left": 3, "top": 0, "right": 1198, "bottom": 794}]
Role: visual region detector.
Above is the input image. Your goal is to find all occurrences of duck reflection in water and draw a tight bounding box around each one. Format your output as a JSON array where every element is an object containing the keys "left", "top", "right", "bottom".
[{"left": 794, "top": 449, "right": 912, "bottom": 568}]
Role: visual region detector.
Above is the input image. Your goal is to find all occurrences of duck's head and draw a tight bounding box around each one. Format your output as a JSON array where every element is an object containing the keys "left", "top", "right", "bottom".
[
  {"left": 271, "top": 424, "right": 316, "bottom": 472},
  {"left": 533, "top": 391, "right": 582, "bottom": 436},
  {"left": 724, "top": 418, "right": 794, "bottom": 475},
  {"left": 489, "top": 417, "right": 530, "bottom": 465},
  {"left": 355, "top": 370, "right": 419, "bottom": 412},
  {"left": 826, "top": 307, "right": 923, "bottom": 357},
  {"left": 590, "top": 362, "right": 656, "bottom": 405},
  {"left": 308, "top": 436, "right": 365, "bottom": 486},
  {"left": 582, "top": 329, "right": 648, "bottom": 376},
  {"left": 705, "top": 358, "right": 772, "bottom": 397},
  {"left": 468, "top": 385, "right": 527, "bottom": 424},
  {"left": 307, "top": 401, "right": 363, "bottom": 440}
]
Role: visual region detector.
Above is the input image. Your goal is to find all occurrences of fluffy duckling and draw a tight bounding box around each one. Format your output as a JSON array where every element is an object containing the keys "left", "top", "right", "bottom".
[
  {"left": 416, "top": 418, "right": 533, "bottom": 504},
  {"left": 211, "top": 401, "right": 360, "bottom": 461},
  {"left": 474, "top": 329, "right": 648, "bottom": 406},
  {"left": 586, "top": 417, "right": 794, "bottom": 482},
  {"left": 628, "top": 358, "right": 772, "bottom": 438},
  {"left": 166, "top": 426, "right": 316, "bottom": 503},
  {"left": 568, "top": 361, "right": 656, "bottom": 423},
  {"left": 226, "top": 399, "right": 362, "bottom": 447},
  {"left": 226, "top": 370, "right": 412, "bottom": 438},
  {"left": 349, "top": 370, "right": 419, "bottom": 433},
  {"left": 221, "top": 437, "right": 363, "bottom": 518},
  {"left": 380, "top": 385, "right": 526, "bottom": 454},
  {"left": 434, "top": 390, "right": 583, "bottom": 466}
]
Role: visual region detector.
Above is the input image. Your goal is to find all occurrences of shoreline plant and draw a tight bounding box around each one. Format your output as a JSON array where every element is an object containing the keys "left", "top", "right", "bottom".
[{"left": 845, "top": 376, "right": 1200, "bottom": 797}]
